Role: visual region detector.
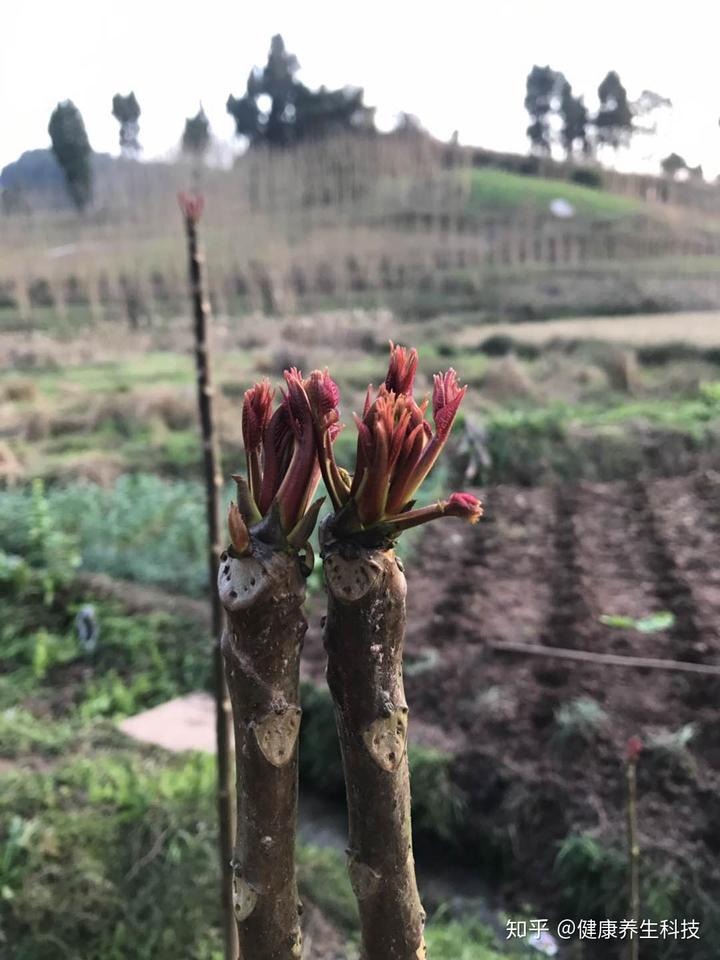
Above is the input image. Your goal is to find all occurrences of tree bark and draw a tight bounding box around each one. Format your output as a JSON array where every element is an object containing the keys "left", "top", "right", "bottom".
[
  {"left": 322, "top": 535, "right": 426, "bottom": 960},
  {"left": 219, "top": 539, "right": 307, "bottom": 960},
  {"left": 182, "top": 210, "right": 237, "bottom": 960}
]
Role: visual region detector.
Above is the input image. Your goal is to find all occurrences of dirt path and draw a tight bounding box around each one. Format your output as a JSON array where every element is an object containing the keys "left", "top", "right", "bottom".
[
  {"left": 76, "top": 572, "right": 211, "bottom": 626},
  {"left": 456, "top": 310, "right": 720, "bottom": 347}
]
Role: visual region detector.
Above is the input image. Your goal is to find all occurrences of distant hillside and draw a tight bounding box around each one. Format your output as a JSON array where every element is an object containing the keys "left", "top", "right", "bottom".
[
  {"left": 1, "top": 149, "right": 68, "bottom": 192},
  {"left": 0, "top": 149, "right": 123, "bottom": 210},
  {"left": 0, "top": 150, "right": 181, "bottom": 213}
]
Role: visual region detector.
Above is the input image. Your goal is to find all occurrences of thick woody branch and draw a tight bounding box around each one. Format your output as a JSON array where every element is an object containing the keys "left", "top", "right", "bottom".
[
  {"left": 219, "top": 538, "right": 307, "bottom": 960},
  {"left": 322, "top": 528, "right": 426, "bottom": 960}
]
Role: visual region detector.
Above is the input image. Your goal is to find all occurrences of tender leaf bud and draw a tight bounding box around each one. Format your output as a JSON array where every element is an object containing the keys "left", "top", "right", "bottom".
[
  {"left": 228, "top": 502, "right": 250, "bottom": 555},
  {"left": 446, "top": 492, "right": 484, "bottom": 524}
]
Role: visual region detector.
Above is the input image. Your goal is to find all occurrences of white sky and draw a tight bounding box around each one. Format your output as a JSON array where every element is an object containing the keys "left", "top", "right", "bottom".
[{"left": 2, "top": 0, "right": 720, "bottom": 177}]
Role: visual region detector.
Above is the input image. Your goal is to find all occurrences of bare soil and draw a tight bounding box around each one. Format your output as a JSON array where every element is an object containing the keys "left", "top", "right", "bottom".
[{"left": 304, "top": 470, "right": 720, "bottom": 938}]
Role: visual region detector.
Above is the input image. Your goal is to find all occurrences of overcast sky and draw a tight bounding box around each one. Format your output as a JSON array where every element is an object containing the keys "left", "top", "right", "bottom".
[{"left": 2, "top": 0, "right": 720, "bottom": 177}]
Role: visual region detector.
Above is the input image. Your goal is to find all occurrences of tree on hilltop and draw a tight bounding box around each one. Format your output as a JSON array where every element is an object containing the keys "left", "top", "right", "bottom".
[
  {"left": 595, "top": 70, "right": 634, "bottom": 150},
  {"left": 524, "top": 65, "right": 563, "bottom": 154},
  {"left": 112, "top": 92, "right": 142, "bottom": 156},
  {"left": 559, "top": 81, "right": 589, "bottom": 158},
  {"left": 227, "top": 34, "right": 373, "bottom": 148},
  {"left": 48, "top": 100, "right": 93, "bottom": 211},
  {"left": 182, "top": 107, "right": 211, "bottom": 158},
  {"left": 661, "top": 152, "right": 687, "bottom": 178}
]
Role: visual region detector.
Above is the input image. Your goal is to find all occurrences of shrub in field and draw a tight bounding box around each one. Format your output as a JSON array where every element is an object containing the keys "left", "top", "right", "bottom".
[
  {"left": 570, "top": 167, "right": 602, "bottom": 188},
  {"left": 0, "top": 479, "right": 80, "bottom": 606},
  {"left": 554, "top": 697, "right": 608, "bottom": 744},
  {"left": 554, "top": 833, "right": 628, "bottom": 919},
  {"left": 480, "top": 357, "right": 537, "bottom": 403},
  {"left": 553, "top": 831, "right": 703, "bottom": 957},
  {"left": 0, "top": 748, "right": 223, "bottom": 960},
  {"left": 0, "top": 475, "right": 210, "bottom": 596},
  {"left": 1, "top": 586, "right": 211, "bottom": 720},
  {"left": 596, "top": 346, "right": 639, "bottom": 393},
  {"left": 299, "top": 682, "right": 345, "bottom": 795},
  {"left": 478, "top": 333, "right": 516, "bottom": 357},
  {"left": 636, "top": 342, "right": 701, "bottom": 366},
  {"left": 296, "top": 845, "right": 359, "bottom": 937},
  {"left": 702, "top": 346, "right": 720, "bottom": 365}
]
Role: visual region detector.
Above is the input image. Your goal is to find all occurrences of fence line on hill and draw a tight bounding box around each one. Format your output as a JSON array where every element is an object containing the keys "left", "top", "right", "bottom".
[
  {"left": 3, "top": 210, "right": 720, "bottom": 329},
  {"left": 4, "top": 131, "right": 720, "bottom": 328}
]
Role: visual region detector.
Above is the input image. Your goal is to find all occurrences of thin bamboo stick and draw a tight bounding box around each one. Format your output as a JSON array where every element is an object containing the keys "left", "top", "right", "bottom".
[
  {"left": 180, "top": 194, "right": 237, "bottom": 960},
  {"left": 490, "top": 640, "right": 720, "bottom": 676}
]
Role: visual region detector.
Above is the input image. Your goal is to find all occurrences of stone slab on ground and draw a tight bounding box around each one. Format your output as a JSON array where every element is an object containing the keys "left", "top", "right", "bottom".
[
  {"left": 118, "top": 691, "right": 453, "bottom": 757},
  {"left": 119, "top": 692, "right": 219, "bottom": 754}
]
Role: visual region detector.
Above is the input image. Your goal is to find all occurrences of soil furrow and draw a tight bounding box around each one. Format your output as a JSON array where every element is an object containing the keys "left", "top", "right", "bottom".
[
  {"left": 647, "top": 477, "right": 720, "bottom": 650},
  {"left": 538, "top": 485, "right": 590, "bottom": 652},
  {"left": 630, "top": 479, "right": 703, "bottom": 662}
]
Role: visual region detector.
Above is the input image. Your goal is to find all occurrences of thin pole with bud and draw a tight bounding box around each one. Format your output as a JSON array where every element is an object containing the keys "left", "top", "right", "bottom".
[
  {"left": 179, "top": 193, "right": 237, "bottom": 960},
  {"left": 626, "top": 736, "right": 642, "bottom": 960}
]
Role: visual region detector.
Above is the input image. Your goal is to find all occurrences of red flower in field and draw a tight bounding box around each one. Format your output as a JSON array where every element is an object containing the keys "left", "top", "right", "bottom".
[
  {"left": 230, "top": 369, "right": 325, "bottom": 550},
  {"left": 626, "top": 736, "right": 643, "bottom": 762},
  {"left": 177, "top": 191, "right": 205, "bottom": 224},
  {"left": 313, "top": 343, "right": 480, "bottom": 539}
]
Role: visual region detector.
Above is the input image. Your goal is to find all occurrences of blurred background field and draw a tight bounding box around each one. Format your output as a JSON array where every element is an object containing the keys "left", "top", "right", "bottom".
[
  {"left": 3, "top": 16, "right": 720, "bottom": 960},
  {"left": 6, "top": 135, "right": 720, "bottom": 335}
]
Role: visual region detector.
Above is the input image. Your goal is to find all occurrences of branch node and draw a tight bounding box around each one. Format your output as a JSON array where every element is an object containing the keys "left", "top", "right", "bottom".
[
  {"left": 347, "top": 856, "right": 382, "bottom": 900},
  {"left": 232, "top": 873, "right": 258, "bottom": 922},
  {"left": 363, "top": 710, "right": 408, "bottom": 772},
  {"left": 324, "top": 553, "right": 383, "bottom": 602},
  {"left": 254, "top": 706, "right": 302, "bottom": 767}
]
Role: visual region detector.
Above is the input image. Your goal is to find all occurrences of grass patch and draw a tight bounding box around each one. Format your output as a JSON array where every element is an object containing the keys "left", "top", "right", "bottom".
[
  {"left": 0, "top": 746, "right": 224, "bottom": 960},
  {"left": 1, "top": 590, "right": 211, "bottom": 721},
  {"left": 472, "top": 389, "right": 720, "bottom": 485},
  {"left": 0, "top": 716, "right": 527, "bottom": 960},
  {"left": 467, "top": 168, "right": 645, "bottom": 219},
  {"left": 0, "top": 353, "right": 195, "bottom": 397},
  {"left": 424, "top": 912, "right": 520, "bottom": 959},
  {"left": 296, "top": 844, "right": 529, "bottom": 959}
]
